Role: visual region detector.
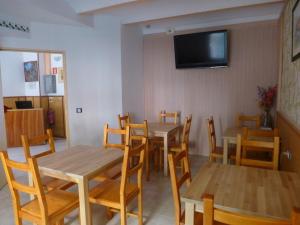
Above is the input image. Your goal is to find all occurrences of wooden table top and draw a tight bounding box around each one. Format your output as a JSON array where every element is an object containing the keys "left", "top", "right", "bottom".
[
  {"left": 182, "top": 162, "right": 300, "bottom": 220},
  {"left": 38, "top": 145, "right": 123, "bottom": 181},
  {"left": 223, "top": 127, "right": 242, "bottom": 139},
  {"left": 148, "top": 122, "right": 181, "bottom": 137}
]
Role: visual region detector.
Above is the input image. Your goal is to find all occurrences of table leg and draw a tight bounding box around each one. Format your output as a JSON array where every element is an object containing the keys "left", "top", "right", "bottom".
[
  {"left": 223, "top": 138, "right": 228, "bottom": 165},
  {"left": 163, "top": 133, "right": 168, "bottom": 176},
  {"left": 78, "top": 177, "right": 92, "bottom": 225},
  {"left": 185, "top": 202, "right": 195, "bottom": 225}
]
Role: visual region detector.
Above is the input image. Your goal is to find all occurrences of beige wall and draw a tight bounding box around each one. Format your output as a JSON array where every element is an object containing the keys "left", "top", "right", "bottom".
[
  {"left": 278, "top": 0, "right": 300, "bottom": 173},
  {"left": 279, "top": 0, "right": 300, "bottom": 124},
  {"left": 144, "top": 21, "right": 279, "bottom": 155},
  {"left": 0, "top": 64, "right": 7, "bottom": 188}
]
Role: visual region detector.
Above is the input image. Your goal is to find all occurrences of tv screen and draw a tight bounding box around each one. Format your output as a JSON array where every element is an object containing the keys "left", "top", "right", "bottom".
[{"left": 174, "top": 30, "right": 228, "bottom": 69}]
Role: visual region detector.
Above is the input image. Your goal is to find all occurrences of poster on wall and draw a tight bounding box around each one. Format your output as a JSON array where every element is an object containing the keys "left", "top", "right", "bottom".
[
  {"left": 57, "top": 68, "right": 64, "bottom": 83},
  {"left": 24, "top": 61, "right": 38, "bottom": 82},
  {"left": 50, "top": 53, "right": 64, "bottom": 83},
  {"left": 292, "top": 0, "right": 300, "bottom": 61}
]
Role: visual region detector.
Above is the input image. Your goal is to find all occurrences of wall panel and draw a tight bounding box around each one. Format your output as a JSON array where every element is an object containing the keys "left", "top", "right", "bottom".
[{"left": 143, "top": 21, "right": 279, "bottom": 155}]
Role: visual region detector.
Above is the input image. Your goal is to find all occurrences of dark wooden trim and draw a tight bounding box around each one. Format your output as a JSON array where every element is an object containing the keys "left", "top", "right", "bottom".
[{"left": 277, "top": 111, "right": 300, "bottom": 137}]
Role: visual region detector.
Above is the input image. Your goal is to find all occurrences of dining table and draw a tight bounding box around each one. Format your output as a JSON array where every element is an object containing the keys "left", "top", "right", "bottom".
[
  {"left": 147, "top": 122, "right": 181, "bottom": 176},
  {"left": 36, "top": 145, "right": 123, "bottom": 225},
  {"left": 181, "top": 162, "right": 300, "bottom": 225}
]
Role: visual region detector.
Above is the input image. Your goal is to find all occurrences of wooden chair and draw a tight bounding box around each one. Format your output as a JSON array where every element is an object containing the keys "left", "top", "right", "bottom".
[
  {"left": 236, "top": 114, "right": 261, "bottom": 128},
  {"left": 203, "top": 194, "right": 300, "bottom": 225},
  {"left": 159, "top": 115, "right": 192, "bottom": 170},
  {"left": 127, "top": 120, "right": 157, "bottom": 181},
  {"left": 93, "top": 124, "right": 130, "bottom": 182},
  {"left": 21, "top": 129, "right": 74, "bottom": 191},
  {"left": 89, "top": 138, "right": 146, "bottom": 225},
  {"left": 159, "top": 110, "right": 179, "bottom": 124},
  {"left": 168, "top": 148, "right": 203, "bottom": 225},
  {"left": 241, "top": 127, "right": 279, "bottom": 158},
  {"left": 207, "top": 117, "right": 235, "bottom": 162},
  {"left": 118, "top": 112, "right": 131, "bottom": 144},
  {"left": 0, "top": 150, "right": 79, "bottom": 225},
  {"left": 168, "top": 115, "right": 192, "bottom": 154},
  {"left": 236, "top": 133, "right": 280, "bottom": 170}
]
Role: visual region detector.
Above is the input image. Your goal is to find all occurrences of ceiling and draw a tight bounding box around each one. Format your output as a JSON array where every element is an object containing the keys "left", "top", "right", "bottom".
[
  {"left": 66, "top": 0, "right": 285, "bottom": 24},
  {"left": 0, "top": 0, "right": 286, "bottom": 33}
]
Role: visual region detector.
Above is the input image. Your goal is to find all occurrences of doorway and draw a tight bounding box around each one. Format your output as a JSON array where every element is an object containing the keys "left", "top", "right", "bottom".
[{"left": 0, "top": 50, "right": 68, "bottom": 150}]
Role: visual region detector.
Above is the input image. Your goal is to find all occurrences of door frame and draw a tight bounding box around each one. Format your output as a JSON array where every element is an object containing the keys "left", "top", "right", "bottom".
[{"left": 0, "top": 47, "right": 70, "bottom": 148}]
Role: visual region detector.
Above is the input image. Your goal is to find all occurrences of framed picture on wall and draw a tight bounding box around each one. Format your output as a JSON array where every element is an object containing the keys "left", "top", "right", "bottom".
[
  {"left": 292, "top": 0, "right": 300, "bottom": 61},
  {"left": 24, "top": 61, "right": 38, "bottom": 82}
]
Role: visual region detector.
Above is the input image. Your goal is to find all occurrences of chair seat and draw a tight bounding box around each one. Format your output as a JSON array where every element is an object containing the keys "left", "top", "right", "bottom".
[
  {"left": 42, "top": 176, "right": 74, "bottom": 191},
  {"left": 93, "top": 163, "right": 122, "bottom": 182},
  {"left": 211, "top": 147, "right": 236, "bottom": 159},
  {"left": 89, "top": 179, "right": 139, "bottom": 209},
  {"left": 211, "top": 146, "right": 224, "bottom": 158},
  {"left": 21, "top": 189, "right": 78, "bottom": 221}
]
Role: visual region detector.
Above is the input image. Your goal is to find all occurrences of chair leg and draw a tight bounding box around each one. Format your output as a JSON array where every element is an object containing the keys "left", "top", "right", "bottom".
[
  {"left": 120, "top": 203, "right": 127, "bottom": 225},
  {"left": 138, "top": 191, "right": 143, "bottom": 225}
]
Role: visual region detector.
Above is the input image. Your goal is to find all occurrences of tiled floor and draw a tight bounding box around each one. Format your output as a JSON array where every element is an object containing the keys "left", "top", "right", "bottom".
[{"left": 0, "top": 140, "right": 208, "bottom": 225}]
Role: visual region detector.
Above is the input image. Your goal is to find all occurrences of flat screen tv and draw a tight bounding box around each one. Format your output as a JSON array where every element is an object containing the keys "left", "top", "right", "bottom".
[{"left": 174, "top": 30, "right": 228, "bottom": 69}]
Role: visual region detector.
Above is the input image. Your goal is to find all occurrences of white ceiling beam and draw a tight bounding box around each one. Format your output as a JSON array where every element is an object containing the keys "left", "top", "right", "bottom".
[{"left": 65, "top": 0, "right": 139, "bottom": 14}]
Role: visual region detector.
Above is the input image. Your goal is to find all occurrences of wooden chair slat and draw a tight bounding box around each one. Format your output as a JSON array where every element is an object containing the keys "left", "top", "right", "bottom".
[
  {"left": 203, "top": 194, "right": 296, "bottom": 225},
  {"left": 11, "top": 181, "right": 36, "bottom": 195},
  {"left": 176, "top": 172, "right": 191, "bottom": 188},
  {"left": 6, "top": 159, "right": 30, "bottom": 171},
  {"left": 236, "top": 113, "right": 261, "bottom": 128}
]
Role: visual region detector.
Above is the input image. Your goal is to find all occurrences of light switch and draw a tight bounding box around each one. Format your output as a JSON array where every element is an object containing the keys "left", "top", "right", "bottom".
[{"left": 76, "top": 108, "right": 82, "bottom": 113}]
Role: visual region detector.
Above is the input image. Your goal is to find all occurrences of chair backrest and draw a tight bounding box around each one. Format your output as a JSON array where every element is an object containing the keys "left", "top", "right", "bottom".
[
  {"left": 21, "top": 129, "right": 55, "bottom": 160},
  {"left": 243, "top": 127, "right": 279, "bottom": 139},
  {"left": 159, "top": 110, "right": 179, "bottom": 124},
  {"left": 203, "top": 194, "right": 299, "bottom": 225},
  {"left": 181, "top": 115, "right": 192, "bottom": 144},
  {"left": 168, "top": 147, "right": 192, "bottom": 225},
  {"left": 127, "top": 120, "right": 148, "bottom": 145},
  {"left": 236, "top": 114, "right": 261, "bottom": 128},
  {"left": 118, "top": 113, "right": 131, "bottom": 144},
  {"left": 103, "top": 123, "right": 130, "bottom": 150},
  {"left": 207, "top": 116, "right": 217, "bottom": 154},
  {"left": 120, "top": 138, "right": 146, "bottom": 199},
  {"left": 236, "top": 133, "right": 280, "bottom": 170},
  {"left": 0, "top": 151, "right": 48, "bottom": 224}
]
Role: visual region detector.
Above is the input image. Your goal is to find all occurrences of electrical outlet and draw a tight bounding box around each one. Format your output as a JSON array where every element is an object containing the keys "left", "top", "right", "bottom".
[
  {"left": 76, "top": 108, "right": 82, "bottom": 113},
  {"left": 282, "top": 150, "right": 292, "bottom": 160}
]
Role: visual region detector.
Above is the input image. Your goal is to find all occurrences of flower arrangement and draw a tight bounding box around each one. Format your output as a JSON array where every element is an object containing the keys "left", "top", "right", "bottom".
[{"left": 257, "top": 85, "right": 277, "bottom": 111}]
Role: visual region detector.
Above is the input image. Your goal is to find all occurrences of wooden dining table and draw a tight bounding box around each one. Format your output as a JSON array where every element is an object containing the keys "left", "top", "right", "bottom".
[
  {"left": 147, "top": 122, "right": 181, "bottom": 176},
  {"left": 181, "top": 162, "right": 300, "bottom": 225},
  {"left": 37, "top": 145, "right": 123, "bottom": 225}
]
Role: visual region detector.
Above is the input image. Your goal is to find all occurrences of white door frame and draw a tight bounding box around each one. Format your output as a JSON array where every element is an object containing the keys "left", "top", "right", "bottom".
[{"left": 0, "top": 48, "right": 70, "bottom": 148}]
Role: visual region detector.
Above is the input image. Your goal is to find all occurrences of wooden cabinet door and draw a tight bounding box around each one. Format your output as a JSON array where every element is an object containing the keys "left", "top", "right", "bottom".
[{"left": 49, "top": 96, "right": 66, "bottom": 138}]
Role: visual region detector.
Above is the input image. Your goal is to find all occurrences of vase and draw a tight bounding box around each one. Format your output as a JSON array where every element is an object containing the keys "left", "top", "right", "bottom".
[{"left": 262, "top": 110, "right": 272, "bottom": 128}]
